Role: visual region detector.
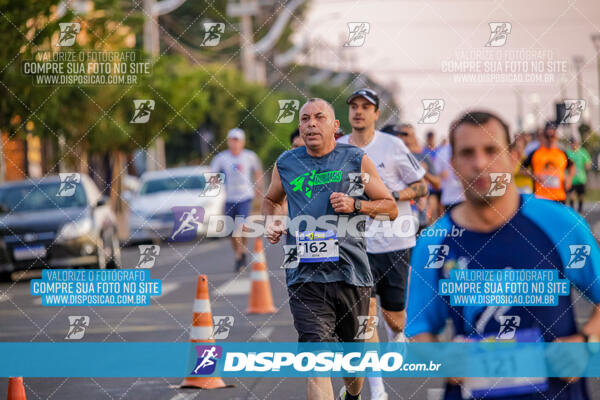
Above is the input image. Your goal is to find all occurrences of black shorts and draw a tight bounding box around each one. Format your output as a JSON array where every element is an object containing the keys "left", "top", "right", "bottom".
[
  {"left": 429, "top": 190, "right": 441, "bottom": 200},
  {"left": 288, "top": 281, "right": 371, "bottom": 342},
  {"left": 568, "top": 183, "right": 586, "bottom": 195},
  {"left": 367, "top": 249, "right": 411, "bottom": 311}
]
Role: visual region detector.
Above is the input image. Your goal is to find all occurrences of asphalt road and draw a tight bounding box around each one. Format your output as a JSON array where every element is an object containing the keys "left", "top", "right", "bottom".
[{"left": 2, "top": 203, "right": 600, "bottom": 399}]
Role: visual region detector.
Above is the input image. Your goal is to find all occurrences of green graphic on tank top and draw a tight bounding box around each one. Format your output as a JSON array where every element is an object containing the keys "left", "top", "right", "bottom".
[{"left": 289, "top": 169, "right": 343, "bottom": 198}]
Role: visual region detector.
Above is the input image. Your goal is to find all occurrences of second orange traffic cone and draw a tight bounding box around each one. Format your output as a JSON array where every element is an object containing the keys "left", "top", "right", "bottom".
[
  {"left": 6, "top": 377, "right": 26, "bottom": 400},
  {"left": 247, "top": 238, "right": 277, "bottom": 314},
  {"left": 180, "top": 275, "right": 230, "bottom": 389}
]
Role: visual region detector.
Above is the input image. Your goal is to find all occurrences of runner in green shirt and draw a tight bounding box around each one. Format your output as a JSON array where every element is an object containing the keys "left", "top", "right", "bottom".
[{"left": 566, "top": 137, "right": 592, "bottom": 213}]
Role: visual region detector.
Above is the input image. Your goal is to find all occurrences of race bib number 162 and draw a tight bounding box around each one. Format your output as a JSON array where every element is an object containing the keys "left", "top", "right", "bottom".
[{"left": 296, "top": 230, "right": 339, "bottom": 263}]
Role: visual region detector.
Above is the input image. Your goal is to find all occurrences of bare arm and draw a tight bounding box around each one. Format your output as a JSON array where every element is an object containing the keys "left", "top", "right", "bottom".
[
  {"left": 568, "top": 162, "right": 576, "bottom": 179},
  {"left": 330, "top": 155, "right": 398, "bottom": 220},
  {"left": 420, "top": 160, "right": 441, "bottom": 191},
  {"left": 549, "top": 305, "right": 600, "bottom": 383},
  {"left": 254, "top": 168, "right": 264, "bottom": 198},
  {"left": 564, "top": 160, "right": 576, "bottom": 190},
  {"left": 425, "top": 172, "right": 442, "bottom": 191},
  {"left": 409, "top": 332, "right": 438, "bottom": 342},
  {"left": 520, "top": 152, "right": 538, "bottom": 181},
  {"left": 361, "top": 155, "right": 398, "bottom": 220},
  {"left": 262, "top": 165, "right": 286, "bottom": 217},
  {"left": 581, "top": 305, "right": 600, "bottom": 339},
  {"left": 395, "top": 178, "right": 429, "bottom": 201},
  {"left": 262, "top": 165, "right": 287, "bottom": 244}
]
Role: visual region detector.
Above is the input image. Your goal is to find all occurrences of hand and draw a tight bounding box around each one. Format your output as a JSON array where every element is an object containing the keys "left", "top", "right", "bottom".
[
  {"left": 446, "top": 335, "right": 470, "bottom": 386},
  {"left": 565, "top": 180, "right": 572, "bottom": 192},
  {"left": 446, "top": 377, "right": 465, "bottom": 386},
  {"left": 265, "top": 222, "right": 285, "bottom": 244},
  {"left": 546, "top": 334, "right": 587, "bottom": 383},
  {"left": 330, "top": 192, "right": 355, "bottom": 213}
]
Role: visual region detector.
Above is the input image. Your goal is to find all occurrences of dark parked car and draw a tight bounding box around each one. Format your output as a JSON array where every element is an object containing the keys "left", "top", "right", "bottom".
[{"left": 0, "top": 174, "right": 121, "bottom": 281}]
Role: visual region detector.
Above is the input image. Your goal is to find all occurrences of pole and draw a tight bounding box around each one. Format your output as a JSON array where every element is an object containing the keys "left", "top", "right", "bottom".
[
  {"left": 239, "top": 0, "right": 256, "bottom": 82},
  {"left": 597, "top": 52, "right": 600, "bottom": 130},
  {"left": 573, "top": 55, "right": 584, "bottom": 101},
  {"left": 515, "top": 88, "right": 523, "bottom": 132},
  {"left": 572, "top": 56, "right": 584, "bottom": 139},
  {"left": 592, "top": 34, "right": 600, "bottom": 131},
  {"left": 144, "top": 0, "right": 166, "bottom": 171}
]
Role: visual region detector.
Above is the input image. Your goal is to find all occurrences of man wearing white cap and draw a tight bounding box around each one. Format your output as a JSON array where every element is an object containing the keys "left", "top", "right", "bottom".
[{"left": 210, "top": 128, "right": 263, "bottom": 271}]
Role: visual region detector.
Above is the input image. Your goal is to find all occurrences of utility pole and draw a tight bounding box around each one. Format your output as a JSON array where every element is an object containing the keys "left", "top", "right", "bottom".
[
  {"left": 227, "top": 0, "right": 306, "bottom": 84},
  {"left": 227, "top": 0, "right": 260, "bottom": 82},
  {"left": 591, "top": 33, "right": 600, "bottom": 131},
  {"left": 515, "top": 87, "right": 523, "bottom": 132},
  {"left": 573, "top": 55, "right": 585, "bottom": 102},
  {"left": 143, "top": 0, "right": 188, "bottom": 171},
  {"left": 143, "top": 0, "right": 305, "bottom": 168}
]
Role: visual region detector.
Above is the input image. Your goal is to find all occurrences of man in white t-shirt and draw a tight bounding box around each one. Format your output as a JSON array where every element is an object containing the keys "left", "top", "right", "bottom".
[
  {"left": 435, "top": 143, "right": 465, "bottom": 210},
  {"left": 338, "top": 88, "right": 427, "bottom": 400},
  {"left": 210, "top": 128, "right": 263, "bottom": 272}
]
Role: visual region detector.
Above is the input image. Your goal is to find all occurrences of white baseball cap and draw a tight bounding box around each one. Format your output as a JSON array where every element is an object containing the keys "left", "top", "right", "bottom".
[{"left": 227, "top": 128, "right": 245, "bottom": 140}]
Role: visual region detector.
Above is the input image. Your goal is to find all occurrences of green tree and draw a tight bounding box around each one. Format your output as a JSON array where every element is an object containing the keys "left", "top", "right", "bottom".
[{"left": 0, "top": 0, "right": 63, "bottom": 137}]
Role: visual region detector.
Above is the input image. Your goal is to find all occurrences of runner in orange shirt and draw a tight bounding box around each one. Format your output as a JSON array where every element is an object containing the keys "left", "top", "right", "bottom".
[{"left": 522, "top": 122, "right": 575, "bottom": 203}]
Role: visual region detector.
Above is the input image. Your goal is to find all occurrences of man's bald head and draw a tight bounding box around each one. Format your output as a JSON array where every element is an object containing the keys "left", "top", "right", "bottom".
[
  {"left": 300, "top": 98, "right": 335, "bottom": 119},
  {"left": 298, "top": 98, "right": 340, "bottom": 156}
]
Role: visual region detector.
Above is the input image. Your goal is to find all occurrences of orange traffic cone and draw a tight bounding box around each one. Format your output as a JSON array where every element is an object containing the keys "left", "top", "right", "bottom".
[
  {"left": 247, "top": 238, "right": 277, "bottom": 314},
  {"left": 180, "top": 275, "right": 229, "bottom": 389},
  {"left": 6, "top": 377, "right": 26, "bottom": 400}
]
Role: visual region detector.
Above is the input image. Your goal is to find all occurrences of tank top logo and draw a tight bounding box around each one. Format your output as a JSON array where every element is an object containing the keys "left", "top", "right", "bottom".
[{"left": 289, "top": 169, "right": 343, "bottom": 199}]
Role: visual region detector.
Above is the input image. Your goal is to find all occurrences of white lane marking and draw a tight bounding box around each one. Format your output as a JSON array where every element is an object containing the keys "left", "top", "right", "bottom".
[
  {"left": 168, "top": 393, "right": 199, "bottom": 400},
  {"left": 427, "top": 388, "right": 444, "bottom": 400},
  {"left": 148, "top": 239, "right": 229, "bottom": 266},
  {"left": 250, "top": 326, "right": 274, "bottom": 341},
  {"left": 215, "top": 278, "right": 250, "bottom": 296},
  {"left": 0, "top": 293, "right": 10, "bottom": 303},
  {"left": 158, "top": 282, "right": 179, "bottom": 297}
]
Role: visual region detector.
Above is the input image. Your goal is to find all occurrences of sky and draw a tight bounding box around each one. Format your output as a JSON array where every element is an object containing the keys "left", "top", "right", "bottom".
[{"left": 292, "top": 0, "right": 600, "bottom": 141}]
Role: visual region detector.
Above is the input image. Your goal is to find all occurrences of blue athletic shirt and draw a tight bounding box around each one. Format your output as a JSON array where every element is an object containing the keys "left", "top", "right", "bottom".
[{"left": 406, "top": 194, "right": 600, "bottom": 400}]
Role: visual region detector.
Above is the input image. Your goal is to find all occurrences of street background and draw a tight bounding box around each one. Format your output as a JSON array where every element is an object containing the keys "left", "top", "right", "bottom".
[{"left": 3, "top": 0, "right": 600, "bottom": 399}]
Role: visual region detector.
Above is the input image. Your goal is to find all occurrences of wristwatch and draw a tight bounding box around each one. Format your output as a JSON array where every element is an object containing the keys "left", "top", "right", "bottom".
[
  {"left": 580, "top": 332, "right": 600, "bottom": 354},
  {"left": 392, "top": 191, "right": 400, "bottom": 201},
  {"left": 354, "top": 198, "right": 362, "bottom": 212}
]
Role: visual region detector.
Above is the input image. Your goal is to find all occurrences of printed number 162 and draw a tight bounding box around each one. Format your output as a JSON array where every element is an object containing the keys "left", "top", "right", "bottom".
[{"left": 302, "top": 242, "right": 326, "bottom": 253}]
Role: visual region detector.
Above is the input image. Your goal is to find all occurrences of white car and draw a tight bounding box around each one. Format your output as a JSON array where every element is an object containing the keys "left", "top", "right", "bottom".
[{"left": 127, "top": 166, "right": 225, "bottom": 244}]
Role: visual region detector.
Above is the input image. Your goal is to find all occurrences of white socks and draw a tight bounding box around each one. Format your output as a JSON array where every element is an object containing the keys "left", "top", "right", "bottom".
[
  {"left": 368, "top": 376, "right": 385, "bottom": 399},
  {"left": 385, "top": 320, "right": 399, "bottom": 341}
]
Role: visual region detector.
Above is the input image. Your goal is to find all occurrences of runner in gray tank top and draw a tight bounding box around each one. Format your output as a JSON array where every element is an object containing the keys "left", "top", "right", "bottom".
[{"left": 262, "top": 98, "right": 398, "bottom": 400}]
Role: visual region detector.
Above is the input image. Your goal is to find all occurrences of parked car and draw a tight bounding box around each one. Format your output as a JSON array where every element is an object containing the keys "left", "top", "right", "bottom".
[
  {"left": 0, "top": 174, "right": 121, "bottom": 281},
  {"left": 127, "top": 166, "right": 225, "bottom": 244}
]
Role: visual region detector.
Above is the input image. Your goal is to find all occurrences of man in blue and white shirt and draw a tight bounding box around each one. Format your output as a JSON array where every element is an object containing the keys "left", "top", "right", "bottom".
[{"left": 406, "top": 110, "right": 600, "bottom": 400}]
